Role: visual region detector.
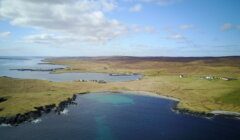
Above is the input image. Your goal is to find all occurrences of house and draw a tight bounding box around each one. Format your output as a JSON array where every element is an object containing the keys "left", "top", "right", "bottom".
[
  {"left": 205, "top": 76, "right": 214, "bottom": 80},
  {"left": 221, "top": 77, "right": 237, "bottom": 81},
  {"left": 221, "top": 77, "right": 229, "bottom": 81}
]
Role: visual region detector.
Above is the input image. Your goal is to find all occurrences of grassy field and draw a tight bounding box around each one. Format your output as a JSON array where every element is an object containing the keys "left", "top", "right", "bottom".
[
  {"left": 0, "top": 77, "right": 104, "bottom": 117},
  {"left": 0, "top": 56, "right": 240, "bottom": 117}
]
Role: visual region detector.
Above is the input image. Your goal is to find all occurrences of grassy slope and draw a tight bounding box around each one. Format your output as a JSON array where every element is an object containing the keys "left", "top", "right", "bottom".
[
  {"left": 0, "top": 77, "right": 104, "bottom": 117},
  {"left": 108, "top": 76, "right": 240, "bottom": 113},
  {"left": 0, "top": 56, "right": 240, "bottom": 117}
]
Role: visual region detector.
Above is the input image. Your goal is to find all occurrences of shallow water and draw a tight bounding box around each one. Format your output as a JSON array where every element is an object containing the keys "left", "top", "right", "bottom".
[
  {"left": 0, "top": 92, "right": 239, "bottom": 140},
  {"left": 0, "top": 57, "right": 141, "bottom": 82}
]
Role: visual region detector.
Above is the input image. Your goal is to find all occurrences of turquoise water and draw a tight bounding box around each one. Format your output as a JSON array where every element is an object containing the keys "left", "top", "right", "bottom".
[
  {"left": 0, "top": 57, "right": 141, "bottom": 82},
  {"left": 85, "top": 93, "right": 134, "bottom": 105},
  {"left": 0, "top": 92, "right": 239, "bottom": 140}
]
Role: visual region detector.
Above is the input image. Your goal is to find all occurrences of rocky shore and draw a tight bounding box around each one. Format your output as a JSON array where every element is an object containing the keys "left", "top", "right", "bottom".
[
  {"left": 172, "top": 105, "right": 214, "bottom": 118},
  {"left": 211, "top": 110, "right": 240, "bottom": 117},
  {"left": 172, "top": 106, "right": 240, "bottom": 119},
  {"left": 0, "top": 94, "right": 78, "bottom": 126},
  {"left": 113, "top": 90, "right": 240, "bottom": 119},
  {"left": 172, "top": 101, "right": 240, "bottom": 119}
]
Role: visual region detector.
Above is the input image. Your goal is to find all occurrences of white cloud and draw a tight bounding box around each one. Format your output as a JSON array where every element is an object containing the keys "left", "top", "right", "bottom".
[
  {"left": 179, "top": 24, "right": 194, "bottom": 30},
  {"left": 23, "top": 34, "right": 76, "bottom": 44},
  {"left": 0, "top": 31, "right": 11, "bottom": 37},
  {"left": 129, "top": 4, "right": 142, "bottom": 12},
  {"left": 0, "top": 0, "right": 129, "bottom": 44}
]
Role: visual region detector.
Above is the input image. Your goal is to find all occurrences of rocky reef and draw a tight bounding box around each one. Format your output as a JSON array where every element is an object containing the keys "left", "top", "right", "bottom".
[{"left": 172, "top": 102, "right": 240, "bottom": 119}]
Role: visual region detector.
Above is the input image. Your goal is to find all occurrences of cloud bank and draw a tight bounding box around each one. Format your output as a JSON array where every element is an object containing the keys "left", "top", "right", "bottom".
[{"left": 0, "top": 0, "right": 128, "bottom": 44}]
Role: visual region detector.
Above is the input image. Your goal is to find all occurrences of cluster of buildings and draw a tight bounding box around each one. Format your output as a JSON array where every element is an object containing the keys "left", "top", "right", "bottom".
[
  {"left": 74, "top": 79, "right": 107, "bottom": 83},
  {"left": 179, "top": 75, "right": 237, "bottom": 81}
]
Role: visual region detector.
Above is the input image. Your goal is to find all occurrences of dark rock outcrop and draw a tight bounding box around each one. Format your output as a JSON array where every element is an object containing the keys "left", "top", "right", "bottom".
[
  {"left": 34, "top": 104, "right": 56, "bottom": 114},
  {"left": 172, "top": 102, "right": 214, "bottom": 118},
  {"left": 55, "top": 94, "right": 77, "bottom": 114},
  {"left": 0, "top": 97, "right": 7, "bottom": 103},
  {"left": 0, "top": 94, "right": 77, "bottom": 126}
]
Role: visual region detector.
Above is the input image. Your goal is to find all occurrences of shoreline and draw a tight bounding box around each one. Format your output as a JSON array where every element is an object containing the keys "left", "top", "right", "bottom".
[
  {"left": 1, "top": 90, "right": 240, "bottom": 126},
  {"left": 110, "top": 90, "right": 180, "bottom": 101},
  {"left": 0, "top": 93, "right": 79, "bottom": 126},
  {"left": 211, "top": 110, "right": 240, "bottom": 116},
  {"left": 109, "top": 90, "right": 240, "bottom": 118}
]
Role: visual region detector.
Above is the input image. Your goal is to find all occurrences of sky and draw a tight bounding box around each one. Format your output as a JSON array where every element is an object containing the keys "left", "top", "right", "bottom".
[{"left": 0, "top": 0, "right": 240, "bottom": 56}]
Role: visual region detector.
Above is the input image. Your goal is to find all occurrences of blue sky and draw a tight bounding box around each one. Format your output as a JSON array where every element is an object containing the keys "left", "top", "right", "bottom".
[{"left": 0, "top": 0, "right": 240, "bottom": 56}]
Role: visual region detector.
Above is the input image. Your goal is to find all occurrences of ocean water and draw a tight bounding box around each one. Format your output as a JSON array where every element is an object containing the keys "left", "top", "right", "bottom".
[
  {"left": 0, "top": 57, "right": 141, "bottom": 82},
  {"left": 0, "top": 92, "right": 239, "bottom": 140}
]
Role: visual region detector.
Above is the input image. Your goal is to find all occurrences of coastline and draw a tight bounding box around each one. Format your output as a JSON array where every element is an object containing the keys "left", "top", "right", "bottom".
[
  {"left": 110, "top": 90, "right": 180, "bottom": 101},
  {"left": 0, "top": 93, "right": 79, "bottom": 126},
  {"left": 0, "top": 90, "right": 239, "bottom": 126},
  {"left": 211, "top": 110, "right": 240, "bottom": 116},
  {"left": 110, "top": 90, "right": 240, "bottom": 118}
]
